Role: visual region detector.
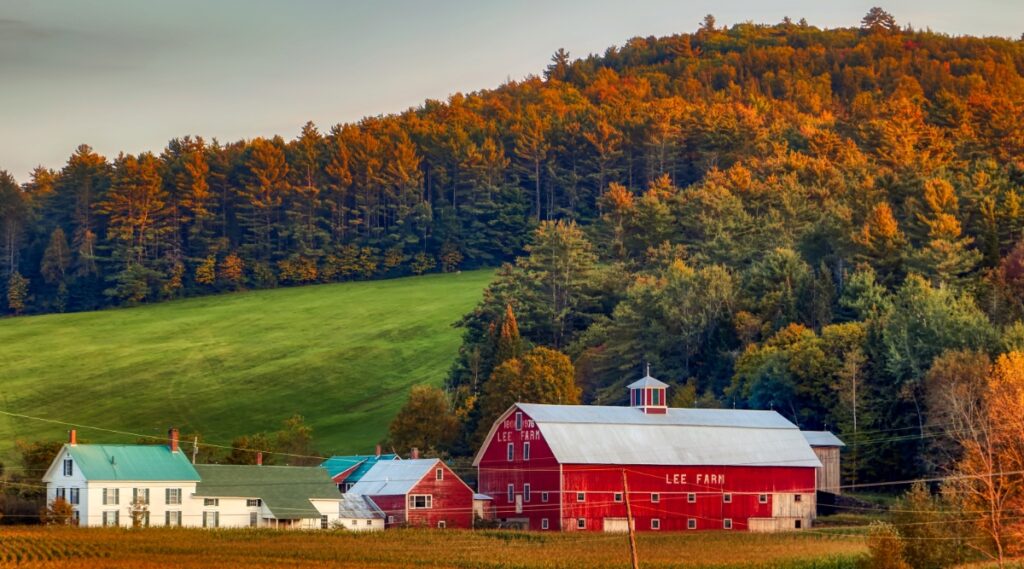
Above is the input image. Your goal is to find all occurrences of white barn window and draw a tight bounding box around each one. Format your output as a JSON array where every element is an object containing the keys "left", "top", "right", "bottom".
[
  {"left": 409, "top": 495, "right": 432, "bottom": 509},
  {"left": 688, "top": 518, "right": 697, "bottom": 530},
  {"left": 651, "top": 518, "right": 661, "bottom": 530},
  {"left": 541, "top": 518, "right": 549, "bottom": 530},
  {"left": 507, "top": 484, "right": 514, "bottom": 503},
  {"left": 724, "top": 518, "right": 733, "bottom": 529},
  {"left": 515, "top": 412, "right": 523, "bottom": 431},
  {"left": 523, "top": 442, "right": 531, "bottom": 461},
  {"left": 523, "top": 484, "right": 531, "bottom": 503},
  {"left": 507, "top": 443, "right": 514, "bottom": 461}
]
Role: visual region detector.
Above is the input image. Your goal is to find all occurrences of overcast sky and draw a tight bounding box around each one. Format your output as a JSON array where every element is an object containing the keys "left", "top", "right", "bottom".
[{"left": 1, "top": 0, "right": 1022, "bottom": 182}]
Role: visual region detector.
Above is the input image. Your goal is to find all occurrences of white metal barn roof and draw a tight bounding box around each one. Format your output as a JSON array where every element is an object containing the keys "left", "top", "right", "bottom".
[
  {"left": 474, "top": 403, "right": 822, "bottom": 468},
  {"left": 346, "top": 459, "right": 439, "bottom": 496},
  {"left": 801, "top": 430, "right": 846, "bottom": 447},
  {"left": 626, "top": 374, "right": 669, "bottom": 390},
  {"left": 338, "top": 494, "right": 385, "bottom": 519}
]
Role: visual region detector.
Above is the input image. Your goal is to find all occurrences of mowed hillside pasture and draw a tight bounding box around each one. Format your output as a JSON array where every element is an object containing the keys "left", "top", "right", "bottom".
[
  {"left": 0, "top": 270, "right": 492, "bottom": 462},
  {"left": 0, "top": 527, "right": 866, "bottom": 568}
]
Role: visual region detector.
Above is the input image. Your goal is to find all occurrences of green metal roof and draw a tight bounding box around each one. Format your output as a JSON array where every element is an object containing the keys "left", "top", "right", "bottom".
[
  {"left": 66, "top": 445, "right": 200, "bottom": 481},
  {"left": 193, "top": 464, "right": 340, "bottom": 519}
]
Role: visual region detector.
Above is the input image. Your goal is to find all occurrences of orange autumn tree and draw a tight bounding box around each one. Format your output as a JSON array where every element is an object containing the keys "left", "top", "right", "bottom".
[{"left": 948, "top": 351, "right": 1024, "bottom": 564}]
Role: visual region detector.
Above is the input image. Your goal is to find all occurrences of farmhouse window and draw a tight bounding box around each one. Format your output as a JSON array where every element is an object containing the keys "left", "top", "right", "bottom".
[
  {"left": 436, "top": 468, "right": 443, "bottom": 481},
  {"left": 723, "top": 493, "right": 732, "bottom": 503},
  {"left": 758, "top": 494, "right": 768, "bottom": 504},
  {"left": 166, "top": 488, "right": 182, "bottom": 505},
  {"left": 166, "top": 511, "right": 181, "bottom": 527},
  {"left": 70, "top": 488, "right": 80, "bottom": 505},
  {"left": 724, "top": 518, "right": 733, "bottom": 530},
  {"left": 541, "top": 491, "right": 549, "bottom": 503},
  {"left": 651, "top": 518, "right": 661, "bottom": 530},
  {"left": 541, "top": 518, "right": 549, "bottom": 530},
  {"left": 515, "top": 412, "right": 523, "bottom": 431},
  {"left": 576, "top": 492, "right": 585, "bottom": 502},
  {"left": 409, "top": 495, "right": 432, "bottom": 509},
  {"left": 72, "top": 510, "right": 80, "bottom": 525},
  {"left": 351, "top": 520, "right": 357, "bottom": 526},
  {"left": 102, "top": 488, "right": 119, "bottom": 505},
  {"left": 103, "top": 510, "right": 119, "bottom": 527},
  {"left": 523, "top": 442, "right": 531, "bottom": 461},
  {"left": 687, "top": 493, "right": 696, "bottom": 503},
  {"left": 321, "top": 515, "right": 329, "bottom": 529},
  {"left": 687, "top": 518, "right": 697, "bottom": 530},
  {"left": 56, "top": 487, "right": 66, "bottom": 501},
  {"left": 204, "top": 498, "right": 219, "bottom": 507},
  {"left": 507, "top": 484, "right": 514, "bottom": 503},
  {"left": 524, "top": 484, "right": 531, "bottom": 503},
  {"left": 576, "top": 518, "right": 586, "bottom": 529},
  {"left": 247, "top": 499, "right": 262, "bottom": 508},
  {"left": 251, "top": 512, "right": 259, "bottom": 527},
  {"left": 63, "top": 459, "right": 73, "bottom": 477},
  {"left": 203, "top": 511, "right": 219, "bottom": 528},
  {"left": 507, "top": 443, "right": 514, "bottom": 461},
  {"left": 614, "top": 492, "right": 623, "bottom": 503},
  {"left": 650, "top": 493, "right": 660, "bottom": 503},
  {"left": 133, "top": 488, "right": 150, "bottom": 505},
  {"left": 794, "top": 494, "right": 802, "bottom": 502}
]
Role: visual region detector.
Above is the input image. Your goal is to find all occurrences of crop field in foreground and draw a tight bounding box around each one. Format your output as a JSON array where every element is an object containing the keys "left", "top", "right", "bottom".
[
  {"left": 0, "top": 270, "right": 492, "bottom": 463},
  {"left": 0, "top": 527, "right": 866, "bottom": 569}
]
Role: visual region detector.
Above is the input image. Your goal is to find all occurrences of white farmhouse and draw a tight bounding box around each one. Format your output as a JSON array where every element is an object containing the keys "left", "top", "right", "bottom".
[
  {"left": 42, "top": 429, "right": 344, "bottom": 529},
  {"left": 41, "top": 429, "right": 200, "bottom": 527}
]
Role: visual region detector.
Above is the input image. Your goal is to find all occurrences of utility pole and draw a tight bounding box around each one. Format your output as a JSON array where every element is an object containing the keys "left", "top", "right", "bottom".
[
  {"left": 622, "top": 469, "right": 639, "bottom": 569},
  {"left": 192, "top": 436, "right": 199, "bottom": 464}
]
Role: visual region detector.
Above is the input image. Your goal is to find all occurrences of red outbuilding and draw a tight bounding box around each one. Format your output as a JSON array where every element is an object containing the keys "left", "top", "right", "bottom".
[
  {"left": 473, "top": 372, "right": 822, "bottom": 532},
  {"left": 347, "top": 458, "right": 474, "bottom": 529}
]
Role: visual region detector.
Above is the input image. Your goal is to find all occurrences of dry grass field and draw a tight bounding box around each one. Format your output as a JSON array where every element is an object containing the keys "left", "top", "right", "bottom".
[{"left": 0, "top": 526, "right": 866, "bottom": 568}]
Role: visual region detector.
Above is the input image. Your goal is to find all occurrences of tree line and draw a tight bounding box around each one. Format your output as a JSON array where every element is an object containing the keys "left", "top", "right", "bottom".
[{"left": 372, "top": 12, "right": 1024, "bottom": 558}]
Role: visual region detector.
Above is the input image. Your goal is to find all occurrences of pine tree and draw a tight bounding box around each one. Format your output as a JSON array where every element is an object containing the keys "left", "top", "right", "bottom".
[
  {"left": 40, "top": 228, "right": 71, "bottom": 285},
  {"left": 495, "top": 304, "right": 523, "bottom": 364}
]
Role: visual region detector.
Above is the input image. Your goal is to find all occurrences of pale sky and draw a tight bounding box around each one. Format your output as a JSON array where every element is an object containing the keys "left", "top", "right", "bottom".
[{"left": 1, "top": 0, "right": 1022, "bottom": 182}]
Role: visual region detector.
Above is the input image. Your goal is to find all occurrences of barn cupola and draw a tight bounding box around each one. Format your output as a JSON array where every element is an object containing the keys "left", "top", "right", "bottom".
[{"left": 627, "top": 365, "right": 669, "bottom": 414}]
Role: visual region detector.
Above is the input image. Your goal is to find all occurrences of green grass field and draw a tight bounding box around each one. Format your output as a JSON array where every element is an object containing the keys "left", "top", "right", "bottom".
[{"left": 0, "top": 270, "right": 493, "bottom": 464}]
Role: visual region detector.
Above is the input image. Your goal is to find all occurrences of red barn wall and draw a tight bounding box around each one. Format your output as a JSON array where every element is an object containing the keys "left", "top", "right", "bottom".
[
  {"left": 368, "top": 494, "right": 406, "bottom": 527},
  {"left": 561, "top": 464, "right": 815, "bottom": 532},
  {"left": 477, "top": 408, "right": 563, "bottom": 530}
]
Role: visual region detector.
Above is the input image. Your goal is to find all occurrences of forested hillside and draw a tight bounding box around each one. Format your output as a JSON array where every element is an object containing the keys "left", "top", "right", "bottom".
[{"left": 5, "top": 10, "right": 1024, "bottom": 484}]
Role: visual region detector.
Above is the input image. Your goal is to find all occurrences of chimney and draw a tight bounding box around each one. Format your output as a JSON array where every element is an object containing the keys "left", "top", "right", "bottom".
[
  {"left": 69, "top": 429, "right": 77, "bottom": 446},
  {"left": 375, "top": 444, "right": 382, "bottom": 458},
  {"left": 168, "top": 428, "right": 179, "bottom": 453},
  {"left": 256, "top": 451, "right": 263, "bottom": 466},
  {"left": 411, "top": 447, "right": 420, "bottom": 460}
]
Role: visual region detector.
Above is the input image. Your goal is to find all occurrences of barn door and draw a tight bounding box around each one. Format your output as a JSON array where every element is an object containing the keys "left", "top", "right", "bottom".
[
  {"left": 603, "top": 518, "right": 630, "bottom": 533},
  {"left": 515, "top": 494, "right": 523, "bottom": 514}
]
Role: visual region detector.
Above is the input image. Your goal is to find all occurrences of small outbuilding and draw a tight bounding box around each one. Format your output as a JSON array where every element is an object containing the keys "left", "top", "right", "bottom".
[
  {"left": 321, "top": 448, "right": 398, "bottom": 492},
  {"left": 347, "top": 458, "right": 474, "bottom": 529},
  {"left": 337, "top": 493, "right": 386, "bottom": 531},
  {"left": 801, "top": 431, "right": 845, "bottom": 495}
]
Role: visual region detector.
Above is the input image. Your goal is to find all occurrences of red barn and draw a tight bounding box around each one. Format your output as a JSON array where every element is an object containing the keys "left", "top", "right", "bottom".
[
  {"left": 347, "top": 458, "right": 474, "bottom": 529},
  {"left": 473, "top": 372, "right": 821, "bottom": 532}
]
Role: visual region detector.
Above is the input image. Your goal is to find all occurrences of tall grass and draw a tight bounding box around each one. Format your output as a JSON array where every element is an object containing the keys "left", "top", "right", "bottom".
[{"left": 0, "top": 527, "right": 866, "bottom": 568}]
